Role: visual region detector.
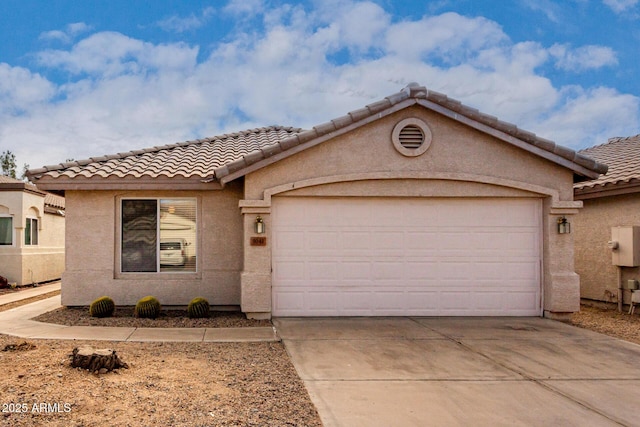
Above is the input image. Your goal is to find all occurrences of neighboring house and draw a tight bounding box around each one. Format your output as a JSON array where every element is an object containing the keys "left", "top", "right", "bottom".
[
  {"left": 28, "top": 83, "right": 606, "bottom": 319},
  {"left": 574, "top": 135, "right": 640, "bottom": 307},
  {"left": 0, "top": 175, "right": 65, "bottom": 286}
]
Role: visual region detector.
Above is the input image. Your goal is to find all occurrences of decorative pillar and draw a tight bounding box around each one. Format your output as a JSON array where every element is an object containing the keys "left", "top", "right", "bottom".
[
  {"left": 544, "top": 203, "right": 581, "bottom": 320},
  {"left": 239, "top": 202, "right": 272, "bottom": 319}
]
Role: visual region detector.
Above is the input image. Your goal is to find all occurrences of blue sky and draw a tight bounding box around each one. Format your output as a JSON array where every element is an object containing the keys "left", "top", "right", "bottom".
[{"left": 1, "top": 0, "right": 639, "bottom": 170}]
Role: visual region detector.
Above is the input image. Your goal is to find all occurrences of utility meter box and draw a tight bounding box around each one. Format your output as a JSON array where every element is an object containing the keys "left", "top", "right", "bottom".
[{"left": 611, "top": 226, "right": 640, "bottom": 267}]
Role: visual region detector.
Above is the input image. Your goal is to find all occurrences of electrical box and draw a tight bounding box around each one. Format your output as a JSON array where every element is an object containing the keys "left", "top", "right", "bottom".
[{"left": 611, "top": 226, "right": 640, "bottom": 267}]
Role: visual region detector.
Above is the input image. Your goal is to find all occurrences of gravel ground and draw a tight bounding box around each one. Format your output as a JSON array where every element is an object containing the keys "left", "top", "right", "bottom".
[
  {"left": 570, "top": 303, "right": 640, "bottom": 345},
  {"left": 34, "top": 307, "right": 272, "bottom": 328}
]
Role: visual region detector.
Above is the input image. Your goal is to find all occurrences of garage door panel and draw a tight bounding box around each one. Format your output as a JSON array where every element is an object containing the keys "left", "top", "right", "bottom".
[
  {"left": 341, "top": 231, "right": 371, "bottom": 249},
  {"left": 406, "top": 261, "right": 439, "bottom": 279},
  {"left": 372, "top": 262, "right": 404, "bottom": 280},
  {"left": 307, "top": 291, "right": 339, "bottom": 312},
  {"left": 275, "top": 230, "right": 305, "bottom": 250},
  {"left": 508, "top": 292, "right": 540, "bottom": 310},
  {"left": 503, "top": 261, "right": 539, "bottom": 279},
  {"left": 274, "top": 261, "right": 305, "bottom": 280},
  {"left": 507, "top": 231, "right": 539, "bottom": 253},
  {"left": 342, "top": 262, "right": 371, "bottom": 279},
  {"left": 274, "top": 291, "right": 305, "bottom": 315},
  {"left": 475, "top": 292, "right": 505, "bottom": 310},
  {"left": 308, "top": 262, "right": 338, "bottom": 280},
  {"left": 272, "top": 197, "right": 541, "bottom": 316}
]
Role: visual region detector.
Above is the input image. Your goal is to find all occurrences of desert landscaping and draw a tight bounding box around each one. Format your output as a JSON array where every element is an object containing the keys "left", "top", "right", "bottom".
[
  {"left": 0, "top": 288, "right": 321, "bottom": 426},
  {"left": 1, "top": 286, "right": 639, "bottom": 426}
]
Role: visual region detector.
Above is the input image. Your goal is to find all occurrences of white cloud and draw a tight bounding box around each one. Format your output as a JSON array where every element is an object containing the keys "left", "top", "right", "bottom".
[
  {"left": 385, "top": 12, "right": 507, "bottom": 63},
  {"left": 0, "top": 64, "right": 55, "bottom": 114},
  {"left": 39, "top": 22, "right": 92, "bottom": 44},
  {"left": 0, "top": 1, "right": 638, "bottom": 170},
  {"left": 313, "top": 1, "right": 389, "bottom": 52},
  {"left": 603, "top": 0, "right": 639, "bottom": 13},
  {"left": 550, "top": 44, "right": 618, "bottom": 71},
  {"left": 156, "top": 7, "right": 215, "bottom": 33},
  {"left": 537, "top": 87, "right": 640, "bottom": 148},
  {"left": 224, "top": 0, "right": 265, "bottom": 16},
  {"left": 522, "top": 0, "right": 564, "bottom": 22},
  {"left": 36, "top": 32, "right": 199, "bottom": 76}
]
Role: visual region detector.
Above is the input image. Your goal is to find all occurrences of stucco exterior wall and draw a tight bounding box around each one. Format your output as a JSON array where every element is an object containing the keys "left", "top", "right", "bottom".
[
  {"left": 244, "top": 106, "right": 575, "bottom": 201},
  {"left": 574, "top": 193, "right": 640, "bottom": 304},
  {"left": 239, "top": 107, "right": 581, "bottom": 318},
  {"left": 62, "top": 181, "right": 243, "bottom": 306},
  {"left": 0, "top": 189, "right": 65, "bottom": 286}
]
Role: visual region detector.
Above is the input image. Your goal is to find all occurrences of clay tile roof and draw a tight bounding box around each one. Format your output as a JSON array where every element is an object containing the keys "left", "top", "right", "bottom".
[
  {"left": 0, "top": 175, "right": 24, "bottom": 184},
  {"left": 44, "top": 193, "right": 65, "bottom": 210},
  {"left": 574, "top": 134, "right": 640, "bottom": 192},
  {"left": 27, "top": 82, "right": 607, "bottom": 185},
  {"left": 0, "top": 175, "right": 65, "bottom": 207},
  {"left": 28, "top": 126, "right": 303, "bottom": 181},
  {"left": 0, "top": 175, "right": 41, "bottom": 193}
]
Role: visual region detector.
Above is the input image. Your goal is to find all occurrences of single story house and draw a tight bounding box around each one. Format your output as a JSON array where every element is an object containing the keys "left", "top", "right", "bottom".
[
  {"left": 28, "top": 83, "right": 606, "bottom": 319},
  {"left": 0, "top": 175, "right": 65, "bottom": 286},
  {"left": 574, "top": 135, "right": 640, "bottom": 307}
]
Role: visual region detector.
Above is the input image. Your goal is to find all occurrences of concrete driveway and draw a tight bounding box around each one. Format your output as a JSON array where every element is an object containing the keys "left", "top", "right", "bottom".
[{"left": 273, "top": 317, "right": 640, "bottom": 426}]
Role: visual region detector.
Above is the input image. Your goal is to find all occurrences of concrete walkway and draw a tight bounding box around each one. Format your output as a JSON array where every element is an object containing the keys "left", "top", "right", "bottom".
[
  {"left": 0, "top": 288, "right": 278, "bottom": 343},
  {"left": 275, "top": 317, "right": 640, "bottom": 427},
  {"left": 0, "top": 281, "right": 61, "bottom": 306}
]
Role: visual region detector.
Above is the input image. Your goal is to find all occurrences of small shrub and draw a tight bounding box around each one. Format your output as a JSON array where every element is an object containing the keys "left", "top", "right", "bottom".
[
  {"left": 134, "top": 296, "right": 161, "bottom": 319},
  {"left": 89, "top": 296, "right": 115, "bottom": 318},
  {"left": 187, "top": 297, "right": 210, "bottom": 318}
]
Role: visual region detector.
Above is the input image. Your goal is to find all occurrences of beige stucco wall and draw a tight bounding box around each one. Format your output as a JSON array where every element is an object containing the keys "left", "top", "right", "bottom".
[
  {"left": 0, "top": 189, "right": 65, "bottom": 286},
  {"left": 240, "top": 106, "right": 581, "bottom": 318},
  {"left": 61, "top": 181, "right": 243, "bottom": 306},
  {"left": 574, "top": 193, "right": 640, "bottom": 304}
]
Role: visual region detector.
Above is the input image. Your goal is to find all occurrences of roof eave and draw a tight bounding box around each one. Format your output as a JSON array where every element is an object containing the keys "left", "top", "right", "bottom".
[
  {"left": 574, "top": 180, "right": 640, "bottom": 200},
  {"left": 0, "top": 182, "right": 46, "bottom": 196},
  {"left": 32, "top": 175, "right": 223, "bottom": 191}
]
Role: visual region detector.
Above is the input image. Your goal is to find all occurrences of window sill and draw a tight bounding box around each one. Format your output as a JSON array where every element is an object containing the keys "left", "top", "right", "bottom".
[{"left": 115, "top": 271, "right": 201, "bottom": 280}]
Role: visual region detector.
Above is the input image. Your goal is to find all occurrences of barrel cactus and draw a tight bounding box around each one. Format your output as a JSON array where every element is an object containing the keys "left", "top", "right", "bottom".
[
  {"left": 89, "top": 296, "right": 115, "bottom": 318},
  {"left": 134, "top": 296, "right": 161, "bottom": 319},
  {"left": 187, "top": 297, "right": 210, "bottom": 319}
]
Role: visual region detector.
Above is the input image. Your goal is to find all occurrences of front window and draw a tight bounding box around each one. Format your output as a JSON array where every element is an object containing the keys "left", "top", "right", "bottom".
[
  {"left": 121, "top": 198, "right": 196, "bottom": 273},
  {"left": 25, "top": 218, "right": 38, "bottom": 245},
  {"left": 0, "top": 217, "right": 12, "bottom": 245}
]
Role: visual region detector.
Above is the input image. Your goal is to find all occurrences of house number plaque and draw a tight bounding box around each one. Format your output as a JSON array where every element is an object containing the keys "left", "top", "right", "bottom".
[{"left": 250, "top": 237, "right": 267, "bottom": 246}]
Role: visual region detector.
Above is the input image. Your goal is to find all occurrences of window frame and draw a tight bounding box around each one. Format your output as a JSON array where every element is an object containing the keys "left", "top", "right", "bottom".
[
  {"left": 0, "top": 215, "right": 14, "bottom": 246},
  {"left": 24, "top": 217, "right": 39, "bottom": 246},
  {"left": 117, "top": 197, "right": 200, "bottom": 277}
]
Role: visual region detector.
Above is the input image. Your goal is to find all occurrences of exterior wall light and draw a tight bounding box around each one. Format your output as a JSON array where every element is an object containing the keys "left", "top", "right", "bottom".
[
  {"left": 254, "top": 216, "right": 265, "bottom": 234},
  {"left": 557, "top": 216, "right": 571, "bottom": 234}
]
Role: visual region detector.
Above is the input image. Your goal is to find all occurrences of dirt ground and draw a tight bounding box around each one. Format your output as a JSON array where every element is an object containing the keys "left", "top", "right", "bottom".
[
  {"left": 0, "top": 338, "right": 321, "bottom": 426},
  {"left": 0, "top": 292, "right": 321, "bottom": 426},
  {"left": 1, "top": 288, "right": 639, "bottom": 426}
]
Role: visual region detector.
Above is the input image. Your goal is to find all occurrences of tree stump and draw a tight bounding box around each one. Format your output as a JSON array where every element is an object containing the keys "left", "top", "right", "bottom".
[{"left": 70, "top": 346, "right": 129, "bottom": 373}]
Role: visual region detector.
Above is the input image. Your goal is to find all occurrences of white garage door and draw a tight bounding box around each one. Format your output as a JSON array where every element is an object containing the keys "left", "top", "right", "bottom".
[{"left": 272, "top": 197, "right": 541, "bottom": 317}]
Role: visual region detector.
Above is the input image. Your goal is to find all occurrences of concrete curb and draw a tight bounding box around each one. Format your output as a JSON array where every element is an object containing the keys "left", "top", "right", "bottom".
[{"left": 0, "top": 294, "right": 279, "bottom": 343}]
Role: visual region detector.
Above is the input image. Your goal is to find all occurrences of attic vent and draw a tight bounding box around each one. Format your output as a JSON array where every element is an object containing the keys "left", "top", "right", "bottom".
[
  {"left": 392, "top": 118, "right": 432, "bottom": 157},
  {"left": 399, "top": 125, "right": 424, "bottom": 149}
]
